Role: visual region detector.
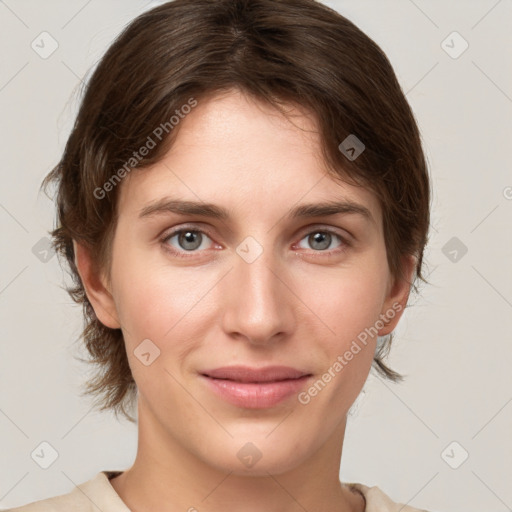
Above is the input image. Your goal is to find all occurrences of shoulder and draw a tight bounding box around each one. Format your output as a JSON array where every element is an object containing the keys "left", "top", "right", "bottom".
[
  {"left": 347, "top": 482, "right": 432, "bottom": 512},
  {"left": 2, "top": 471, "right": 128, "bottom": 512}
]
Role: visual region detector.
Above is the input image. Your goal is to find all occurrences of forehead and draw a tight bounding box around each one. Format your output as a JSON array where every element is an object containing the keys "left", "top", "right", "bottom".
[{"left": 117, "top": 89, "right": 381, "bottom": 226}]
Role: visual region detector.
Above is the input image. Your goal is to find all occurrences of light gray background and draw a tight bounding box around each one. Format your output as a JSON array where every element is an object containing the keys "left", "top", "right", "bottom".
[{"left": 1, "top": 1, "right": 511, "bottom": 511}]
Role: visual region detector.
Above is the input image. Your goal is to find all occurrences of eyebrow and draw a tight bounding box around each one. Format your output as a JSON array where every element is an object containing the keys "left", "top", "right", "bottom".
[{"left": 138, "top": 197, "right": 375, "bottom": 225}]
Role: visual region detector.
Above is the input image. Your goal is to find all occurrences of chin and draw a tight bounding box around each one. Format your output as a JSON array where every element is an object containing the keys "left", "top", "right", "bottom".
[{"left": 198, "top": 437, "right": 312, "bottom": 477}]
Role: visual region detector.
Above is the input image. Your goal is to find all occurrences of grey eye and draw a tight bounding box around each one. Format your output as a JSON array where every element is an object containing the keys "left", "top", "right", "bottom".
[
  {"left": 177, "top": 230, "right": 203, "bottom": 251},
  {"left": 301, "top": 230, "right": 343, "bottom": 251}
]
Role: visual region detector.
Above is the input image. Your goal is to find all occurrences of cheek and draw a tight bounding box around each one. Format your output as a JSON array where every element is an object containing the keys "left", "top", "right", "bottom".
[
  {"left": 298, "top": 263, "right": 387, "bottom": 342},
  {"left": 111, "top": 244, "right": 220, "bottom": 346},
  {"left": 295, "top": 261, "right": 387, "bottom": 399},
  {"left": 110, "top": 255, "right": 212, "bottom": 394}
]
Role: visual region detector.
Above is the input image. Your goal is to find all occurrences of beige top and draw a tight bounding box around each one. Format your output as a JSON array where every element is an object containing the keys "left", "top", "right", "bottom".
[{"left": 4, "top": 471, "right": 430, "bottom": 512}]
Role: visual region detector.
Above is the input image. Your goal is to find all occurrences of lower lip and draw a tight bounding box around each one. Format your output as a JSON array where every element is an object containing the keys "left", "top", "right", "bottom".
[{"left": 200, "top": 374, "right": 312, "bottom": 409}]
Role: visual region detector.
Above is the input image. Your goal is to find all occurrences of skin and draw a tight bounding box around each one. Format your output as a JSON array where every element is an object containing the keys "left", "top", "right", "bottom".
[{"left": 74, "top": 88, "right": 415, "bottom": 512}]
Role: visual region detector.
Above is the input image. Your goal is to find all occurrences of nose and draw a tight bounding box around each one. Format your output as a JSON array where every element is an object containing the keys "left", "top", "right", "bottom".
[{"left": 220, "top": 240, "right": 295, "bottom": 346}]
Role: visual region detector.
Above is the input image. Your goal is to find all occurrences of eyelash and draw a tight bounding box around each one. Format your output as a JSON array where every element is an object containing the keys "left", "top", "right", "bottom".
[{"left": 159, "top": 225, "right": 351, "bottom": 260}]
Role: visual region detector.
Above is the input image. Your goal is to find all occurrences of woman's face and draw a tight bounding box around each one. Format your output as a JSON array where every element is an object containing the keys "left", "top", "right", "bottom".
[{"left": 87, "top": 89, "right": 412, "bottom": 476}]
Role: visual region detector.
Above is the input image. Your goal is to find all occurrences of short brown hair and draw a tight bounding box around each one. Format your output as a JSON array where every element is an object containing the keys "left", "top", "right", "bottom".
[{"left": 43, "top": 0, "right": 431, "bottom": 423}]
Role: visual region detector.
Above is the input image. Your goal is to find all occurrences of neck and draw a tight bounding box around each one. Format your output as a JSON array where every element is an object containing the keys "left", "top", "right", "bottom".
[{"left": 110, "top": 399, "right": 364, "bottom": 512}]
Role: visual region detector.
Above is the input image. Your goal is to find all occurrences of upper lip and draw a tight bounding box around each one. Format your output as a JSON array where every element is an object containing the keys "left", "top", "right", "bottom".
[{"left": 201, "top": 365, "right": 311, "bottom": 383}]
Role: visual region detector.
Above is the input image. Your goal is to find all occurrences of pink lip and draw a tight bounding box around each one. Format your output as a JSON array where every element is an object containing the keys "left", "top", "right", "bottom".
[
  {"left": 201, "top": 365, "right": 310, "bottom": 382},
  {"left": 199, "top": 365, "right": 312, "bottom": 409}
]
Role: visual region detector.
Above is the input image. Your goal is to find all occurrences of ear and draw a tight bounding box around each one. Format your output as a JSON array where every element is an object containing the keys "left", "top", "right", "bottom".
[
  {"left": 378, "top": 254, "right": 416, "bottom": 336},
  {"left": 73, "top": 240, "right": 121, "bottom": 329}
]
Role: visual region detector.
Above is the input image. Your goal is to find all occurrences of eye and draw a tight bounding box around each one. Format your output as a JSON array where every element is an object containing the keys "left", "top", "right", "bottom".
[
  {"left": 296, "top": 229, "right": 348, "bottom": 253},
  {"left": 161, "top": 227, "right": 216, "bottom": 257},
  {"left": 159, "top": 225, "right": 350, "bottom": 260}
]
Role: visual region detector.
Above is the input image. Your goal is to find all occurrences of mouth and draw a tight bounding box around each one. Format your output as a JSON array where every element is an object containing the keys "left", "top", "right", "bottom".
[
  {"left": 199, "top": 366, "right": 313, "bottom": 408},
  {"left": 200, "top": 365, "right": 312, "bottom": 383}
]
